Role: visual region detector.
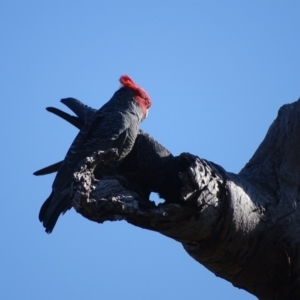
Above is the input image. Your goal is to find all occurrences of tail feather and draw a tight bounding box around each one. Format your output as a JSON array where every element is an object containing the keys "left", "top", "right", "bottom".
[
  {"left": 33, "top": 99, "right": 96, "bottom": 177},
  {"left": 46, "top": 107, "right": 82, "bottom": 129},
  {"left": 61, "top": 98, "right": 96, "bottom": 124},
  {"left": 39, "top": 192, "right": 52, "bottom": 222},
  {"left": 39, "top": 189, "right": 71, "bottom": 233},
  {"left": 34, "top": 161, "right": 62, "bottom": 176}
]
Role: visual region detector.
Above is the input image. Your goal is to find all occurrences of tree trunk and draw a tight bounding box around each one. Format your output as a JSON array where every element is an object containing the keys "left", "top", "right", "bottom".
[{"left": 72, "top": 98, "right": 300, "bottom": 300}]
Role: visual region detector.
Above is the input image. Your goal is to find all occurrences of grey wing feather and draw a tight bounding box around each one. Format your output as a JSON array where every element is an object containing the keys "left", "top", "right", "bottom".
[
  {"left": 52, "top": 111, "right": 128, "bottom": 189},
  {"left": 34, "top": 98, "right": 96, "bottom": 176},
  {"left": 60, "top": 98, "right": 97, "bottom": 124}
]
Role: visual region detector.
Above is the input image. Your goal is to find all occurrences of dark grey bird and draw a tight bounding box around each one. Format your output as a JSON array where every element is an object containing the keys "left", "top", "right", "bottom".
[
  {"left": 35, "top": 98, "right": 189, "bottom": 214},
  {"left": 38, "top": 75, "right": 152, "bottom": 233}
]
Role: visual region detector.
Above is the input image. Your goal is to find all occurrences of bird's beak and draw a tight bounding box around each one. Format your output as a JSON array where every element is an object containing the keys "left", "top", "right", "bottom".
[{"left": 143, "top": 109, "right": 149, "bottom": 120}]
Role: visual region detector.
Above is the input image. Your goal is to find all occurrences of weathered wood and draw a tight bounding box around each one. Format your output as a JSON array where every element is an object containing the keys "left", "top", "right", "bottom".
[{"left": 72, "top": 98, "right": 300, "bottom": 300}]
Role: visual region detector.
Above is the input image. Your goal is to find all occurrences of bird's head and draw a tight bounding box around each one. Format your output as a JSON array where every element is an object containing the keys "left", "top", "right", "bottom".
[{"left": 119, "top": 75, "right": 152, "bottom": 119}]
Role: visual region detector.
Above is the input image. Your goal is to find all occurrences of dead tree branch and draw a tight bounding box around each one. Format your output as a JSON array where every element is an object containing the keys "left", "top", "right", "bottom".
[{"left": 72, "top": 98, "right": 300, "bottom": 300}]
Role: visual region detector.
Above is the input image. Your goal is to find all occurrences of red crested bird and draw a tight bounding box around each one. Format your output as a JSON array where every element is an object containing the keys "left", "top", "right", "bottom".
[
  {"left": 38, "top": 75, "right": 151, "bottom": 233},
  {"left": 35, "top": 98, "right": 190, "bottom": 214}
]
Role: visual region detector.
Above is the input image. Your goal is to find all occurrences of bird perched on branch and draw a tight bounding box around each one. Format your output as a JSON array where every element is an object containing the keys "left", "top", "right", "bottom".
[
  {"left": 38, "top": 75, "right": 151, "bottom": 233},
  {"left": 35, "top": 98, "right": 190, "bottom": 220}
]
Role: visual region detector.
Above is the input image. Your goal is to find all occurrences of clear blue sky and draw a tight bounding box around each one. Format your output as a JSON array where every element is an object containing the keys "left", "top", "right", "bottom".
[{"left": 1, "top": 1, "right": 299, "bottom": 299}]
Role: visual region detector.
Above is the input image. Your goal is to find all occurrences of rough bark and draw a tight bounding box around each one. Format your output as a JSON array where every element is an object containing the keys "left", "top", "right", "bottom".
[{"left": 72, "top": 98, "right": 300, "bottom": 300}]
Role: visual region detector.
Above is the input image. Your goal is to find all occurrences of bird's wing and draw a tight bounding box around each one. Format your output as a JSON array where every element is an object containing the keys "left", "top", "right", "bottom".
[{"left": 52, "top": 111, "right": 128, "bottom": 188}]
